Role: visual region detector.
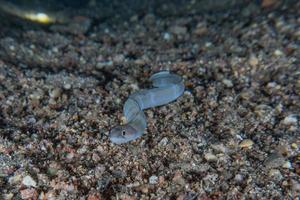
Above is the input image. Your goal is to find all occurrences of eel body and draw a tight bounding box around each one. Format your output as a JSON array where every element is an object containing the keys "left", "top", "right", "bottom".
[{"left": 109, "top": 71, "right": 185, "bottom": 144}]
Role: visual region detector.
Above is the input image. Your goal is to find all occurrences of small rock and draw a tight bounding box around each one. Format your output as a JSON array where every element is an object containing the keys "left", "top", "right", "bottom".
[
  {"left": 29, "top": 92, "right": 42, "bottom": 100},
  {"left": 282, "top": 115, "right": 297, "bottom": 125},
  {"left": 138, "top": 185, "right": 149, "bottom": 193},
  {"left": 158, "top": 176, "right": 165, "bottom": 185},
  {"left": 170, "top": 25, "right": 187, "bottom": 35},
  {"left": 149, "top": 175, "right": 158, "bottom": 184},
  {"left": 63, "top": 83, "right": 72, "bottom": 90},
  {"left": 87, "top": 193, "right": 101, "bottom": 200},
  {"left": 0, "top": 74, "right": 5, "bottom": 81},
  {"left": 282, "top": 180, "right": 289, "bottom": 187},
  {"left": 96, "top": 60, "right": 113, "bottom": 70},
  {"left": 50, "top": 88, "right": 62, "bottom": 99},
  {"left": 275, "top": 104, "right": 283, "bottom": 114},
  {"left": 8, "top": 174, "right": 22, "bottom": 185},
  {"left": 176, "top": 194, "right": 185, "bottom": 200},
  {"left": 112, "top": 170, "right": 127, "bottom": 178},
  {"left": 282, "top": 161, "right": 292, "bottom": 169},
  {"left": 204, "top": 152, "right": 218, "bottom": 162},
  {"left": 234, "top": 174, "right": 244, "bottom": 183},
  {"left": 120, "top": 194, "right": 136, "bottom": 200},
  {"left": 261, "top": 0, "right": 278, "bottom": 8},
  {"left": 92, "top": 153, "right": 101, "bottom": 162},
  {"left": 276, "top": 145, "right": 289, "bottom": 156},
  {"left": 3, "top": 193, "right": 14, "bottom": 200},
  {"left": 143, "top": 14, "right": 156, "bottom": 25},
  {"left": 172, "top": 171, "right": 185, "bottom": 186},
  {"left": 222, "top": 79, "right": 233, "bottom": 88},
  {"left": 291, "top": 143, "right": 298, "bottom": 149},
  {"left": 239, "top": 139, "right": 254, "bottom": 149},
  {"left": 163, "top": 32, "right": 171, "bottom": 40},
  {"left": 22, "top": 175, "right": 37, "bottom": 187},
  {"left": 268, "top": 169, "right": 283, "bottom": 180},
  {"left": 158, "top": 137, "right": 169, "bottom": 146},
  {"left": 274, "top": 49, "right": 283, "bottom": 56},
  {"left": 20, "top": 188, "right": 38, "bottom": 199},
  {"left": 113, "top": 54, "right": 125, "bottom": 64},
  {"left": 130, "top": 15, "right": 138, "bottom": 22},
  {"left": 264, "top": 152, "right": 286, "bottom": 169},
  {"left": 291, "top": 179, "right": 300, "bottom": 192},
  {"left": 211, "top": 143, "right": 227, "bottom": 153},
  {"left": 194, "top": 22, "right": 208, "bottom": 36},
  {"left": 249, "top": 55, "right": 259, "bottom": 67}
]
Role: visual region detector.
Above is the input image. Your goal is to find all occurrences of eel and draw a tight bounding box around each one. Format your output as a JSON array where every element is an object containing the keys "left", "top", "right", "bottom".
[{"left": 109, "top": 71, "right": 185, "bottom": 144}]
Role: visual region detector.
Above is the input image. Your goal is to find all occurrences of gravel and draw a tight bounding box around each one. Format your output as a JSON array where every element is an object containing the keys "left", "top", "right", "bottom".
[{"left": 0, "top": 0, "right": 299, "bottom": 199}]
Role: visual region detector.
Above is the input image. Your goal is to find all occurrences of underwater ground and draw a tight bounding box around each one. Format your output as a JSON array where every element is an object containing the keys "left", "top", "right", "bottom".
[{"left": 0, "top": 0, "right": 299, "bottom": 199}]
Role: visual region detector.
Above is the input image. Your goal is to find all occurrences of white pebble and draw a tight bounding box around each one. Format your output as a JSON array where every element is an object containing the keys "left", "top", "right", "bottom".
[
  {"left": 159, "top": 137, "right": 169, "bottom": 146},
  {"left": 22, "top": 175, "right": 37, "bottom": 187},
  {"left": 163, "top": 32, "right": 171, "bottom": 40},
  {"left": 204, "top": 152, "right": 218, "bottom": 162},
  {"left": 149, "top": 175, "right": 158, "bottom": 184},
  {"left": 274, "top": 49, "right": 283, "bottom": 56},
  {"left": 222, "top": 79, "right": 233, "bottom": 88},
  {"left": 282, "top": 161, "right": 292, "bottom": 169},
  {"left": 282, "top": 115, "right": 297, "bottom": 125}
]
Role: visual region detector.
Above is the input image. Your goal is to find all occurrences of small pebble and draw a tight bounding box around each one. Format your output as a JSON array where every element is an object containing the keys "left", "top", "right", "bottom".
[
  {"left": 291, "top": 143, "right": 298, "bottom": 149},
  {"left": 268, "top": 169, "right": 283, "bottom": 180},
  {"left": 211, "top": 143, "right": 227, "bottom": 153},
  {"left": 8, "top": 174, "right": 22, "bottom": 185},
  {"left": 22, "top": 175, "right": 37, "bottom": 187},
  {"left": 291, "top": 179, "right": 300, "bottom": 192},
  {"left": 172, "top": 171, "right": 185, "bottom": 186},
  {"left": 29, "top": 92, "right": 42, "bottom": 100},
  {"left": 239, "top": 139, "right": 254, "bottom": 149},
  {"left": 140, "top": 185, "right": 149, "bottom": 193},
  {"left": 163, "top": 32, "right": 171, "bottom": 40},
  {"left": 276, "top": 145, "right": 289, "bottom": 156},
  {"left": 222, "top": 79, "right": 233, "bottom": 88},
  {"left": 170, "top": 25, "right": 187, "bottom": 35},
  {"left": 149, "top": 175, "right": 158, "bottom": 184},
  {"left": 63, "top": 83, "right": 72, "bottom": 90},
  {"left": 261, "top": 0, "right": 277, "bottom": 8},
  {"left": 3, "top": 193, "right": 14, "bottom": 200},
  {"left": 87, "top": 194, "right": 101, "bottom": 200},
  {"left": 274, "top": 49, "right": 283, "bottom": 56},
  {"left": 282, "top": 115, "right": 297, "bottom": 125},
  {"left": 113, "top": 54, "right": 125, "bottom": 64},
  {"left": 282, "top": 161, "right": 292, "bottom": 169},
  {"left": 249, "top": 55, "right": 259, "bottom": 67},
  {"left": 204, "top": 152, "right": 218, "bottom": 162},
  {"left": 96, "top": 60, "right": 113, "bottom": 69},
  {"left": 50, "top": 88, "right": 62, "bottom": 99},
  {"left": 158, "top": 137, "right": 169, "bottom": 146},
  {"left": 234, "top": 174, "right": 244, "bottom": 183},
  {"left": 264, "top": 152, "right": 286, "bottom": 169},
  {"left": 194, "top": 22, "right": 208, "bottom": 36},
  {"left": 20, "top": 188, "right": 38, "bottom": 199}
]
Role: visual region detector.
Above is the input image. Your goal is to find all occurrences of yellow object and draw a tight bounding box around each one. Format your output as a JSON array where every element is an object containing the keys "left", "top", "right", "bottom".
[
  {"left": 0, "top": 1, "right": 62, "bottom": 24},
  {"left": 291, "top": 143, "right": 298, "bottom": 149},
  {"left": 23, "top": 12, "right": 55, "bottom": 24}
]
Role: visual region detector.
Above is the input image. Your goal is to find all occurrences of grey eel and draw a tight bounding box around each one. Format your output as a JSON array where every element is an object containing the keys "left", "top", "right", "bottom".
[{"left": 109, "top": 71, "right": 185, "bottom": 144}]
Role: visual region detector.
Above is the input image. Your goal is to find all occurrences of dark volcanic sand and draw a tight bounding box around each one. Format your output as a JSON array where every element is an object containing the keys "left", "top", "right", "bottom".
[{"left": 0, "top": 1, "right": 299, "bottom": 199}]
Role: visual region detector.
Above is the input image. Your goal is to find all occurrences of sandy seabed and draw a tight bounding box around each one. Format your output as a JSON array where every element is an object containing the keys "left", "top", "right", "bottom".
[{"left": 0, "top": 1, "right": 299, "bottom": 199}]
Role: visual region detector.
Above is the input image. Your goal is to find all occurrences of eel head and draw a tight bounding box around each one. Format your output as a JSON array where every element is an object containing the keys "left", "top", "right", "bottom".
[{"left": 109, "top": 124, "right": 139, "bottom": 144}]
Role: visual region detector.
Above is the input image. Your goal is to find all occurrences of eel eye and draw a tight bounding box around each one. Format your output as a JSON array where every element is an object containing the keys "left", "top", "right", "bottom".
[{"left": 122, "top": 130, "right": 126, "bottom": 136}]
